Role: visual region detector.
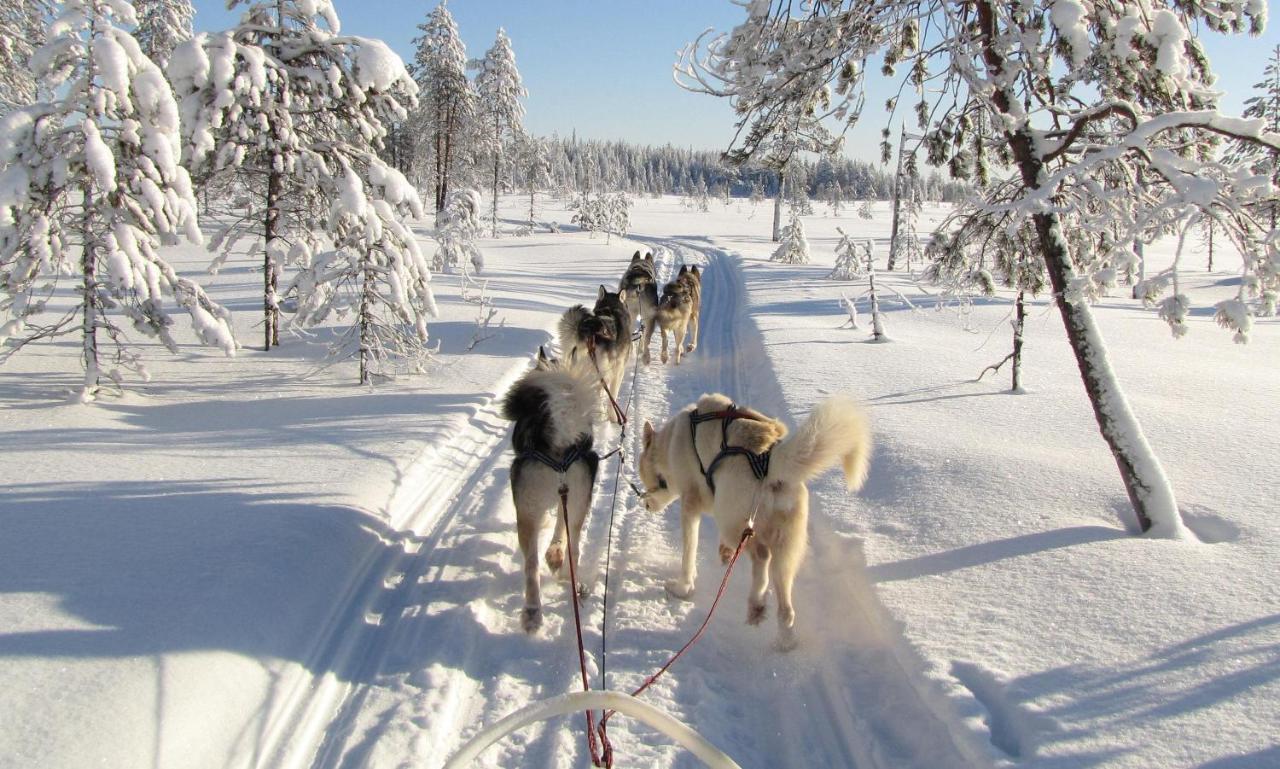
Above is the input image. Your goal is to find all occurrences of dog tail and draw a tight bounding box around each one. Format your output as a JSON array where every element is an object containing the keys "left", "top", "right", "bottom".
[
  {"left": 558, "top": 305, "right": 590, "bottom": 353},
  {"left": 769, "top": 396, "right": 871, "bottom": 491}
]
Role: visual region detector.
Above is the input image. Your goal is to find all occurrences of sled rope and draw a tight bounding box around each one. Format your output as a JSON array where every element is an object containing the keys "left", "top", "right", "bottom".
[
  {"left": 559, "top": 482, "right": 604, "bottom": 765},
  {"left": 587, "top": 340, "right": 628, "bottom": 428},
  {"left": 594, "top": 523, "right": 756, "bottom": 766},
  {"left": 600, "top": 357, "right": 641, "bottom": 690}
]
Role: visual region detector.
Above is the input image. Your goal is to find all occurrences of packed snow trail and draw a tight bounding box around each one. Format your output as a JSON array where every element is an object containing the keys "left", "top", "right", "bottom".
[{"left": 279, "top": 239, "right": 988, "bottom": 769}]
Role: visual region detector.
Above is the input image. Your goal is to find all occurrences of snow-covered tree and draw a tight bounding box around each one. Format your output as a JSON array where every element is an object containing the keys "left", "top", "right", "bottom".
[
  {"left": 771, "top": 212, "right": 809, "bottom": 264},
  {"left": 170, "top": 0, "right": 418, "bottom": 352},
  {"left": 0, "top": 0, "right": 234, "bottom": 399},
  {"left": 434, "top": 187, "right": 483, "bottom": 275},
  {"left": 516, "top": 133, "right": 551, "bottom": 228},
  {"left": 679, "top": 0, "right": 1279, "bottom": 536},
  {"left": 1230, "top": 44, "right": 1280, "bottom": 231},
  {"left": 472, "top": 28, "right": 525, "bottom": 237},
  {"left": 0, "top": 1, "right": 51, "bottom": 114},
  {"left": 412, "top": 3, "right": 476, "bottom": 215},
  {"left": 829, "top": 227, "right": 866, "bottom": 280},
  {"left": 895, "top": 182, "right": 924, "bottom": 271},
  {"left": 825, "top": 180, "right": 844, "bottom": 216},
  {"left": 857, "top": 197, "right": 874, "bottom": 220},
  {"left": 288, "top": 158, "right": 437, "bottom": 383},
  {"left": 133, "top": 0, "right": 192, "bottom": 66}
]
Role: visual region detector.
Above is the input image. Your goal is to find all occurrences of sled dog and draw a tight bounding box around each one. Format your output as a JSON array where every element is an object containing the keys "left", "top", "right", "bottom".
[
  {"left": 619, "top": 251, "right": 660, "bottom": 359},
  {"left": 638, "top": 393, "right": 871, "bottom": 648},
  {"left": 558, "top": 286, "right": 632, "bottom": 423},
  {"left": 647, "top": 264, "right": 702, "bottom": 365},
  {"left": 500, "top": 347, "right": 604, "bottom": 632}
]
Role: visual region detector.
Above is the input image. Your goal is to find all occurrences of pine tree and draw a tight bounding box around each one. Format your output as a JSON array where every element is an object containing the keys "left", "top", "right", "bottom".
[
  {"left": 412, "top": 3, "right": 476, "bottom": 215},
  {"left": 170, "top": 0, "right": 419, "bottom": 352},
  {"left": 516, "top": 133, "right": 551, "bottom": 228},
  {"left": 771, "top": 212, "right": 810, "bottom": 264},
  {"left": 680, "top": 0, "right": 1278, "bottom": 536},
  {"left": 473, "top": 28, "right": 526, "bottom": 238},
  {"left": 133, "top": 0, "right": 192, "bottom": 66},
  {"left": 0, "top": 0, "right": 234, "bottom": 399},
  {"left": 1230, "top": 45, "right": 1280, "bottom": 231},
  {"left": 434, "top": 188, "right": 483, "bottom": 275},
  {"left": 829, "top": 227, "right": 865, "bottom": 280}
]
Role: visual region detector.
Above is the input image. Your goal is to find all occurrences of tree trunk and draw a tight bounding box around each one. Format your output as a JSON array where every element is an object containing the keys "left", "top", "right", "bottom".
[
  {"left": 1131, "top": 240, "right": 1145, "bottom": 300},
  {"left": 1207, "top": 222, "right": 1214, "bottom": 272},
  {"left": 1012, "top": 288, "right": 1025, "bottom": 392},
  {"left": 771, "top": 169, "right": 784, "bottom": 242},
  {"left": 264, "top": 161, "right": 282, "bottom": 351},
  {"left": 978, "top": 0, "right": 1179, "bottom": 536},
  {"left": 491, "top": 115, "right": 501, "bottom": 238},
  {"left": 887, "top": 124, "right": 906, "bottom": 271},
  {"left": 81, "top": 195, "right": 99, "bottom": 396},
  {"left": 359, "top": 255, "right": 373, "bottom": 384}
]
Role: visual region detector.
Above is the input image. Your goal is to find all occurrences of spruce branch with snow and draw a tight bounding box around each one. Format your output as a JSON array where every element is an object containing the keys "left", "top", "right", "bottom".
[
  {"left": 0, "top": 0, "right": 52, "bottom": 114},
  {"left": 0, "top": 0, "right": 234, "bottom": 399},
  {"left": 680, "top": 0, "right": 1280, "bottom": 536},
  {"left": 515, "top": 133, "right": 551, "bottom": 229},
  {"left": 829, "top": 227, "right": 866, "bottom": 280},
  {"left": 170, "top": 0, "right": 419, "bottom": 352},
  {"left": 433, "top": 187, "right": 484, "bottom": 276}
]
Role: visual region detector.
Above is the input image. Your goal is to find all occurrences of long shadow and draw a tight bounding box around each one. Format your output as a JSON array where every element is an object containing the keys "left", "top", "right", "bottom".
[{"left": 866, "top": 526, "right": 1125, "bottom": 582}]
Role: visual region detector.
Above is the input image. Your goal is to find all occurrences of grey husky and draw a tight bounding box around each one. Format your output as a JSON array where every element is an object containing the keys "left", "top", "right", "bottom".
[
  {"left": 647, "top": 264, "right": 702, "bottom": 365},
  {"left": 558, "top": 286, "right": 632, "bottom": 423},
  {"left": 619, "top": 250, "right": 660, "bottom": 359},
  {"left": 638, "top": 393, "right": 871, "bottom": 648},
  {"left": 500, "top": 347, "right": 604, "bottom": 632}
]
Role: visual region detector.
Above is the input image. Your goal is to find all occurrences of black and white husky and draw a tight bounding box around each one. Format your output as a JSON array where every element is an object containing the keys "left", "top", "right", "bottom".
[
  {"left": 619, "top": 250, "right": 659, "bottom": 359},
  {"left": 500, "top": 347, "right": 604, "bottom": 632},
  {"left": 558, "top": 286, "right": 632, "bottom": 423},
  {"left": 638, "top": 393, "right": 871, "bottom": 649}
]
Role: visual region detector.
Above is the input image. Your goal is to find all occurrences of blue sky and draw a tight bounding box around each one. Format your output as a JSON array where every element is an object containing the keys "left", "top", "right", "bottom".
[{"left": 193, "top": 1, "right": 1278, "bottom": 166}]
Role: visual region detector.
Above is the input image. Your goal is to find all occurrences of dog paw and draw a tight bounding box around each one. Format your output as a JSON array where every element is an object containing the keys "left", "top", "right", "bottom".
[
  {"left": 521, "top": 607, "right": 543, "bottom": 633},
  {"left": 664, "top": 579, "right": 694, "bottom": 600},
  {"left": 685, "top": 343, "right": 695, "bottom": 353},
  {"left": 718, "top": 544, "right": 734, "bottom": 564},
  {"left": 747, "top": 602, "right": 768, "bottom": 625},
  {"left": 545, "top": 546, "right": 564, "bottom": 573}
]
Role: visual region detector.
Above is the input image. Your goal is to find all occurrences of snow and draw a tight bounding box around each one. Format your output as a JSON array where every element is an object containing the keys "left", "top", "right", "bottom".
[
  {"left": 1, "top": 195, "right": 1277, "bottom": 769},
  {"left": 81, "top": 119, "right": 117, "bottom": 193},
  {"left": 351, "top": 38, "right": 413, "bottom": 94}
]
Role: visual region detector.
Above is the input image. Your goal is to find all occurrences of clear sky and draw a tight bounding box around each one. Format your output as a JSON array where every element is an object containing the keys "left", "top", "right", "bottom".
[{"left": 192, "top": 1, "right": 1279, "bottom": 166}]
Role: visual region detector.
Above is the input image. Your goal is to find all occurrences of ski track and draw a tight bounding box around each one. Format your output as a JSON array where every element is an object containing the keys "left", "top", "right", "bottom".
[{"left": 271, "top": 237, "right": 987, "bottom": 769}]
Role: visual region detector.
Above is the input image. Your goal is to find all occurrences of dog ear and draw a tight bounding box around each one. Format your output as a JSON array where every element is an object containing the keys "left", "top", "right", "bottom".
[
  {"left": 618, "top": 288, "right": 628, "bottom": 303},
  {"left": 597, "top": 284, "right": 607, "bottom": 301},
  {"left": 632, "top": 250, "right": 641, "bottom": 261},
  {"left": 537, "top": 345, "right": 549, "bottom": 362},
  {"left": 645, "top": 252, "right": 654, "bottom": 262},
  {"left": 678, "top": 264, "right": 688, "bottom": 276},
  {"left": 643, "top": 420, "right": 655, "bottom": 447},
  {"left": 691, "top": 264, "right": 700, "bottom": 275}
]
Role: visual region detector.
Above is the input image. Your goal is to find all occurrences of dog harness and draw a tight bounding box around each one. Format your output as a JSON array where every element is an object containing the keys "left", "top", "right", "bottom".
[
  {"left": 517, "top": 443, "right": 598, "bottom": 475},
  {"left": 688, "top": 406, "right": 773, "bottom": 495}
]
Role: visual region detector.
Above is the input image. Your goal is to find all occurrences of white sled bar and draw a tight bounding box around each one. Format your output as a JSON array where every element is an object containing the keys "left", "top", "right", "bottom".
[{"left": 442, "top": 690, "right": 742, "bottom": 769}]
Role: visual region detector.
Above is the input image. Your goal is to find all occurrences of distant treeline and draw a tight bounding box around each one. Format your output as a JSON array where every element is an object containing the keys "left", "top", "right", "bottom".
[{"left": 520, "top": 135, "right": 968, "bottom": 202}]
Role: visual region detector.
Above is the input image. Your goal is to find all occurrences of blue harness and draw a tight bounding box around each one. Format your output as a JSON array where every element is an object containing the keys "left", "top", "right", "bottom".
[
  {"left": 689, "top": 406, "right": 773, "bottom": 495},
  {"left": 519, "top": 443, "right": 597, "bottom": 475}
]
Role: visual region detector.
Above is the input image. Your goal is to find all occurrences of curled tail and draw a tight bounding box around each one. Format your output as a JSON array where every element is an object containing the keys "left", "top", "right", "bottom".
[
  {"left": 768, "top": 396, "right": 871, "bottom": 491},
  {"left": 557, "top": 305, "right": 591, "bottom": 354}
]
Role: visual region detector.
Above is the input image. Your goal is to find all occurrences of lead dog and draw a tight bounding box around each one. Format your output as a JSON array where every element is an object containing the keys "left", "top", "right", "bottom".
[
  {"left": 501, "top": 347, "right": 604, "bottom": 632},
  {"left": 558, "top": 286, "right": 632, "bottom": 423},
  {"left": 647, "top": 264, "right": 702, "bottom": 365},
  {"left": 638, "top": 393, "right": 871, "bottom": 648},
  {"left": 619, "top": 251, "right": 660, "bottom": 359}
]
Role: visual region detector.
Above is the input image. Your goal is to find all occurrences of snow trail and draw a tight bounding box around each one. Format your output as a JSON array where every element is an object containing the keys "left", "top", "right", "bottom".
[{"left": 279, "top": 238, "right": 985, "bottom": 769}]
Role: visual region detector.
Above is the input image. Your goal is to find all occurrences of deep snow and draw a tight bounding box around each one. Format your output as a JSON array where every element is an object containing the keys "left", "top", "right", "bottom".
[{"left": 0, "top": 195, "right": 1276, "bottom": 769}]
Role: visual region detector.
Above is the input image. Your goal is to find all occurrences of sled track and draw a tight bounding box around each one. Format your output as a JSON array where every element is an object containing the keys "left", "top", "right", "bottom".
[{"left": 273, "top": 238, "right": 987, "bottom": 769}]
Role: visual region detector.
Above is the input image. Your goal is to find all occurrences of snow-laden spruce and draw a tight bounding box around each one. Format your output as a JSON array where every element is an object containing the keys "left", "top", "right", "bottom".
[
  {"left": 412, "top": 3, "right": 476, "bottom": 216},
  {"left": 515, "top": 133, "right": 552, "bottom": 229},
  {"left": 132, "top": 0, "right": 192, "bottom": 66},
  {"left": 433, "top": 188, "right": 484, "bottom": 277},
  {"left": 829, "top": 227, "right": 866, "bottom": 280},
  {"left": 680, "top": 0, "right": 1280, "bottom": 537},
  {"left": 771, "top": 212, "right": 809, "bottom": 264},
  {"left": 472, "top": 28, "right": 526, "bottom": 238},
  {"left": 0, "top": 0, "right": 233, "bottom": 400},
  {"left": 169, "top": 0, "right": 424, "bottom": 361},
  {"left": 288, "top": 159, "right": 438, "bottom": 384},
  {"left": 570, "top": 191, "right": 631, "bottom": 243}
]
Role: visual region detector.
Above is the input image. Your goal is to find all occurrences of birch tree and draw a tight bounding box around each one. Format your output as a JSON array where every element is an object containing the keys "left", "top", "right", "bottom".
[
  {"left": 0, "top": 0, "right": 234, "bottom": 400},
  {"left": 679, "top": 0, "right": 1279, "bottom": 536}
]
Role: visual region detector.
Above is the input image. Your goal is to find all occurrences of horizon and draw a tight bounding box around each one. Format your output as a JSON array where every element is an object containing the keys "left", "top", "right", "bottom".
[{"left": 193, "top": 1, "right": 1277, "bottom": 167}]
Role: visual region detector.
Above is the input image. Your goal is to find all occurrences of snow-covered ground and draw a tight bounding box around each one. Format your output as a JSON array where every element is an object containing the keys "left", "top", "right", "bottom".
[{"left": 1, "top": 195, "right": 1276, "bottom": 769}]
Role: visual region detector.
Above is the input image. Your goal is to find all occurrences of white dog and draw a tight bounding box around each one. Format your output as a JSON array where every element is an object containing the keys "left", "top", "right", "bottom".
[{"left": 639, "top": 393, "right": 871, "bottom": 648}]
